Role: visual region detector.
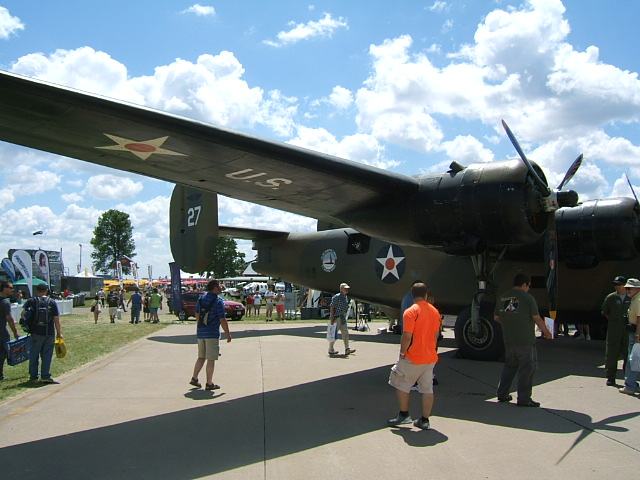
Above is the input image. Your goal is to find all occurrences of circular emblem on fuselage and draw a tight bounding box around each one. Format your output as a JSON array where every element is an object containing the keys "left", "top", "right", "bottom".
[
  {"left": 375, "top": 244, "right": 406, "bottom": 283},
  {"left": 321, "top": 249, "right": 337, "bottom": 272}
]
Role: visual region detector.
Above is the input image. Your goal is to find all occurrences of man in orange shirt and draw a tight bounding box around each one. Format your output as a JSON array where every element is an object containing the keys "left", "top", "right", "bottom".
[{"left": 387, "top": 282, "right": 441, "bottom": 430}]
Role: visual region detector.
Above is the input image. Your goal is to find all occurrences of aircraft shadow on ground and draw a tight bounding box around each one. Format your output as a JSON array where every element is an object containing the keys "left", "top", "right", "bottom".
[{"left": 2, "top": 340, "right": 634, "bottom": 478}]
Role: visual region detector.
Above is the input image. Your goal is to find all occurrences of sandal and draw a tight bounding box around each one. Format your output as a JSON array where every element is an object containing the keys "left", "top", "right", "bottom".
[
  {"left": 189, "top": 377, "right": 202, "bottom": 388},
  {"left": 205, "top": 383, "right": 221, "bottom": 391}
]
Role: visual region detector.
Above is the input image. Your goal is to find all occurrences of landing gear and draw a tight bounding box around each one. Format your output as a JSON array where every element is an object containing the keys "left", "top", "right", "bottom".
[
  {"left": 454, "top": 304, "right": 503, "bottom": 360},
  {"left": 454, "top": 248, "right": 506, "bottom": 361}
]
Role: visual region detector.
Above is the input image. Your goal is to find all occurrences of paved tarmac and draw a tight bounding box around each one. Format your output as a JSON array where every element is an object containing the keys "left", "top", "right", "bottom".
[{"left": 0, "top": 318, "right": 639, "bottom": 479}]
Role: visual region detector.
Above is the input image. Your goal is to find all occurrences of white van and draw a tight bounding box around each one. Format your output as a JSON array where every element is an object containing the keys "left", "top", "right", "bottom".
[{"left": 243, "top": 282, "right": 269, "bottom": 295}]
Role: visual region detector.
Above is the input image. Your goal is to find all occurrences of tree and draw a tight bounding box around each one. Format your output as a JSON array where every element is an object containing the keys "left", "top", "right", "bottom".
[
  {"left": 199, "top": 238, "right": 246, "bottom": 278},
  {"left": 90, "top": 209, "right": 136, "bottom": 275}
]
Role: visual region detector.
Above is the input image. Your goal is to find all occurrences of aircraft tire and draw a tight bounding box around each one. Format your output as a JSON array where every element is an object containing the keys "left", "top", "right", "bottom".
[{"left": 454, "top": 304, "right": 504, "bottom": 361}]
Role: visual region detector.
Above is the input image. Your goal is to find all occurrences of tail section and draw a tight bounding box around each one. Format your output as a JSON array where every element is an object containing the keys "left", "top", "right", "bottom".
[{"left": 169, "top": 185, "right": 218, "bottom": 273}]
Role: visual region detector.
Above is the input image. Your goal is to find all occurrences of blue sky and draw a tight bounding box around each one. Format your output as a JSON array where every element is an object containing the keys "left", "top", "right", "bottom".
[{"left": 1, "top": 1, "right": 639, "bottom": 278}]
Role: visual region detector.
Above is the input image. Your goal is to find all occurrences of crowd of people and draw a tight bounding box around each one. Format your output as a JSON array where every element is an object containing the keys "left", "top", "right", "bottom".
[{"left": 3, "top": 272, "right": 640, "bottom": 435}]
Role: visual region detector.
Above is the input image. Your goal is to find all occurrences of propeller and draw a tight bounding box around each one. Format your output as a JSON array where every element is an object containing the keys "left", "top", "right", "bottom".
[
  {"left": 625, "top": 173, "right": 640, "bottom": 208},
  {"left": 502, "top": 120, "right": 582, "bottom": 321}
]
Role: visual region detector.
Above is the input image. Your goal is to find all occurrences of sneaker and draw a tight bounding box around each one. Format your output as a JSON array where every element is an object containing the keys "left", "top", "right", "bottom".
[
  {"left": 387, "top": 413, "right": 412, "bottom": 426},
  {"left": 345, "top": 348, "right": 356, "bottom": 355},
  {"left": 585, "top": 335, "right": 591, "bottom": 340},
  {"left": 497, "top": 395, "right": 513, "bottom": 403},
  {"left": 189, "top": 377, "right": 202, "bottom": 388},
  {"left": 578, "top": 334, "right": 585, "bottom": 340},
  {"left": 606, "top": 379, "right": 617, "bottom": 387},
  {"left": 413, "top": 418, "right": 431, "bottom": 430},
  {"left": 205, "top": 383, "right": 220, "bottom": 391},
  {"left": 516, "top": 400, "right": 540, "bottom": 407},
  {"left": 619, "top": 388, "right": 638, "bottom": 396},
  {"left": 41, "top": 378, "right": 56, "bottom": 384},
  {"left": 0, "top": 375, "right": 9, "bottom": 381},
  {"left": 328, "top": 350, "right": 339, "bottom": 355}
]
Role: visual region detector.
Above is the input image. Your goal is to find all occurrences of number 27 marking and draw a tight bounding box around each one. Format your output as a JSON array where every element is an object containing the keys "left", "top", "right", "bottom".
[{"left": 187, "top": 206, "right": 201, "bottom": 226}]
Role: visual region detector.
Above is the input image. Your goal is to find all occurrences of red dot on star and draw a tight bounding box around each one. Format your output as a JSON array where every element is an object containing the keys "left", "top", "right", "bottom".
[
  {"left": 385, "top": 258, "right": 396, "bottom": 269},
  {"left": 125, "top": 143, "right": 156, "bottom": 153}
]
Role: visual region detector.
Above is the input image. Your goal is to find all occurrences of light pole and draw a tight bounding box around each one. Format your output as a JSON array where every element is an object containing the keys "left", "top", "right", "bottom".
[{"left": 79, "top": 244, "right": 83, "bottom": 272}]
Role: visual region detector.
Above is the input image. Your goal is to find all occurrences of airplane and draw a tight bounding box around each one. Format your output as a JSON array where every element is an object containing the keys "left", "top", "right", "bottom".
[{"left": 1, "top": 70, "right": 639, "bottom": 360}]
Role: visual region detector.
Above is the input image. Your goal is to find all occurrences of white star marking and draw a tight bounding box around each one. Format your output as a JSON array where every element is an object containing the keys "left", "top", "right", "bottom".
[
  {"left": 96, "top": 134, "right": 187, "bottom": 160},
  {"left": 376, "top": 245, "right": 405, "bottom": 281}
]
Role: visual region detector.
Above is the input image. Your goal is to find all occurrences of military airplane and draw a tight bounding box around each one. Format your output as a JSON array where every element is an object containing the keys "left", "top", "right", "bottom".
[{"left": 1, "top": 70, "right": 639, "bottom": 360}]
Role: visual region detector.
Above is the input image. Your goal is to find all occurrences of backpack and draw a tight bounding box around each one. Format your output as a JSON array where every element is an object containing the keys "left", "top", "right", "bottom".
[
  {"left": 197, "top": 296, "right": 217, "bottom": 327},
  {"left": 21, "top": 296, "right": 51, "bottom": 334}
]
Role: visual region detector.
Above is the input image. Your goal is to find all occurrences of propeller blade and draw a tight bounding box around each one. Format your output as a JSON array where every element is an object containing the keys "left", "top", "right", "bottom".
[
  {"left": 501, "top": 120, "right": 550, "bottom": 196},
  {"left": 557, "top": 154, "right": 583, "bottom": 191},
  {"left": 625, "top": 173, "right": 640, "bottom": 207},
  {"left": 544, "top": 213, "right": 558, "bottom": 321}
]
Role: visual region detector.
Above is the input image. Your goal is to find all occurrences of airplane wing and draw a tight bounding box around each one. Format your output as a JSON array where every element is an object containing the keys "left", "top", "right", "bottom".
[
  {"left": 0, "top": 71, "right": 418, "bottom": 225},
  {"left": 218, "top": 226, "right": 289, "bottom": 241}
]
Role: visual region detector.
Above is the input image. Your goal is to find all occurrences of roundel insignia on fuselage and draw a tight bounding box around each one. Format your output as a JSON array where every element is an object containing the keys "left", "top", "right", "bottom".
[{"left": 375, "top": 244, "right": 406, "bottom": 283}]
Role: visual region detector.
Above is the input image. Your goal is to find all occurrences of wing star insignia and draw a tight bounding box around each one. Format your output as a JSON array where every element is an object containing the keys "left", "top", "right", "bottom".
[{"left": 96, "top": 134, "right": 187, "bottom": 160}]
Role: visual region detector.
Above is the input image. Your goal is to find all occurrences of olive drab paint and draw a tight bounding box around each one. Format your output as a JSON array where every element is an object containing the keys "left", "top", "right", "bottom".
[{"left": 169, "top": 185, "right": 219, "bottom": 273}]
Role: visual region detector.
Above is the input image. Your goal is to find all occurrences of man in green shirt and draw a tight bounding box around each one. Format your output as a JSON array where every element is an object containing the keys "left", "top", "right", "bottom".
[
  {"left": 149, "top": 288, "right": 163, "bottom": 323},
  {"left": 601, "top": 276, "right": 631, "bottom": 386},
  {"left": 494, "top": 274, "right": 552, "bottom": 407}
]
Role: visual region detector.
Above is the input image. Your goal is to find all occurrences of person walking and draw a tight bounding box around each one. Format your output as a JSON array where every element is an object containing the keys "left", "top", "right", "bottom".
[
  {"left": 387, "top": 282, "right": 441, "bottom": 430},
  {"left": 601, "top": 276, "right": 632, "bottom": 386},
  {"left": 127, "top": 288, "right": 143, "bottom": 324},
  {"left": 328, "top": 283, "right": 355, "bottom": 355},
  {"left": 494, "top": 273, "right": 552, "bottom": 407},
  {"left": 619, "top": 278, "right": 640, "bottom": 395},
  {"left": 189, "top": 279, "right": 232, "bottom": 391},
  {"left": 0, "top": 281, "right": 20, "bottom": 380},
  {"left": 22, "top": 284, "right": 62, "bottom": 383}
]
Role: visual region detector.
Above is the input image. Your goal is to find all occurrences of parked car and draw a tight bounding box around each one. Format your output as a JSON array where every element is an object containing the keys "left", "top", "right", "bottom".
[{"left": 176, "top": 291, "right": 245, "bottom": 321}]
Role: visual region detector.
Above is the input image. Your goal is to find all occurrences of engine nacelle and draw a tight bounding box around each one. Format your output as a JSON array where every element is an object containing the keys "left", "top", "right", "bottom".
[
  {"left": 335, "top": 159, "right": 549, "bottom": 252},
  {"left": 412, "top": 159, "right": 548, "bottom": 250},
  {"left": 557, "top": 197, "right": 640, "bottom": 262}
]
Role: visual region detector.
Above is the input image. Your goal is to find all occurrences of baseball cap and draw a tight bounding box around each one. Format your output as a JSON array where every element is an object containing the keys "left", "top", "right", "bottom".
[
  {"left": 613, "top": 276, "right": 627, "bottom": 285},
  {"left": 624, "top": 278, "right": 640, "bottom": 288},
  {"left": 340, "top": 282, "right": 350, "bottom": 289}
]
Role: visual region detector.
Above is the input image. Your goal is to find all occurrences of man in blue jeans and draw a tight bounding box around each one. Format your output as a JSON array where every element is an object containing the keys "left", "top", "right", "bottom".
[
  {"left": 127, "top": 287, "right": 143, "bottom": 324},
  {"left": 22, "top": 284, "right": 62, "bottom": 383},
  {"left": 619, "top": 278, "right": 640, "bottom": 395}
]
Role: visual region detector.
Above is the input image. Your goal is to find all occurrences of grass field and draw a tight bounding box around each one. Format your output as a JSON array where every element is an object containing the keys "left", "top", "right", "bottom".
[{"left": 0, "top": 306, "right": 169, "bottom": 403}]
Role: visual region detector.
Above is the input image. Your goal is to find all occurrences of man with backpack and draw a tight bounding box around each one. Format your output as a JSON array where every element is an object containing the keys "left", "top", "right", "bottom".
[
  {"left": 189, "top": 279, "right": 231, "bottom": 391},
  {"left": 21, "top": 284, "right": 62, "bottom": 383}
]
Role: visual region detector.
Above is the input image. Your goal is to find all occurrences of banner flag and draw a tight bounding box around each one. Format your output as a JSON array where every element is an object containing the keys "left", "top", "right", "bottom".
[
  {"left": 1, "top": 258, "right": 16, "bottom": 282},
  {"left": 169, "top": 262, "right": 182, "bottom": 319},
  {"left": 35, "top": 250, "right": 50, "bottom": 288},
  {"left": 116, "top": 261, "right": 124, "bottom": 289},
  {"left": 132, "top": 262, "right": 139, "bottom": 287},
  {"left": 12, "top": 250, "right": 33, "bottom": 296}
]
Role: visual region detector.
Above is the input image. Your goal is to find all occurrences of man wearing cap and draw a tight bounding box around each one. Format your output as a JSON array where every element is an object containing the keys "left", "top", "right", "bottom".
[
  {"left": 329, "top": 283, "right": 355, "bottom": 355},
  {"left": 620, "top": 278, "right": 640, "bottom": 395},
  {"left": 601, "top": 276, "right": 631, "bottom": 386}
]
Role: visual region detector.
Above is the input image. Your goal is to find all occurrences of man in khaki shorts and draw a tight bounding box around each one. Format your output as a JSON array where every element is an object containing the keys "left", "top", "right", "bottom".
[
  {"left": 189, "top": 279, "right": 232, "bottom": 391},
  {"left": 387, "top": 282, "right": 441, "bottom": 430}
]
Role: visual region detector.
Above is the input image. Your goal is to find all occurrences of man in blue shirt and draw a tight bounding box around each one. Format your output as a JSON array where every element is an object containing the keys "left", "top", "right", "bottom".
[
  {"left": 127, "top": 288, "right": 143, "bottom": 324},
  {"left": 189, "top": 279, "right": 232, "bottom": 391}
]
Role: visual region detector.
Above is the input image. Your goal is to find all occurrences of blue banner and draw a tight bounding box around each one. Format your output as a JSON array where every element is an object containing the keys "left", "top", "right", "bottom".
[
  {"left": 169, "top": 262, "right": 183, "bottom": 316},
  {"left": 1, "top": 258, "right": 16, "bottom": 282}
]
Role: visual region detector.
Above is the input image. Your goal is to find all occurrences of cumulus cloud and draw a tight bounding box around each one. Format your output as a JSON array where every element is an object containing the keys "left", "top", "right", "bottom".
[
  {"left": 0, "top": 7, "right": 24, "bottom": 40},
  {"left": 182, "top": 4, "right": 216, "bottom": 17},
  {"left": 353, "top": 0, "right": 640, "bottom": 196},
  {"left": 84, "top": 174, "right": 143, "bottom": 200},
  {"left": 61, "top": 192, "right": 83, "bottom": 203},
  {"left": 263, "top": 13, "right": 348, "bottom": 47}
]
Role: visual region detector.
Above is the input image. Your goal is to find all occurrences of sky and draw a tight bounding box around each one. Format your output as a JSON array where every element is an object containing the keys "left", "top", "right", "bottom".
[{"left": 0, "top": 0, "right": 639, "bottom": 279}]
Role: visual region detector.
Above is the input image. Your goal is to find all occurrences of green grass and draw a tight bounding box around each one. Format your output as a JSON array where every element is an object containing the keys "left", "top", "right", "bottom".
[{"left": 0, "top": 306, "right": 168, "bottom": 403}]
